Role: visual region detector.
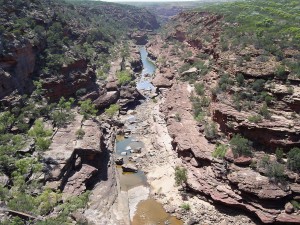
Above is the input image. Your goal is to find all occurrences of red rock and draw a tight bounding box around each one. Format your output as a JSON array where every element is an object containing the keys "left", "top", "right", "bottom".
[
  {"left": 276, "top": 213, "right": 300, "bottom": 223},
  {"left": 233, "top": 156, "right": 252, "bottom": 166}
]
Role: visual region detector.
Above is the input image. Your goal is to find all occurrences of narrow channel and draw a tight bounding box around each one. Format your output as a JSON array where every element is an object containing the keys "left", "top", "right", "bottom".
[{"left": 115, "top": 46, "right": 183, "bottom": 225}]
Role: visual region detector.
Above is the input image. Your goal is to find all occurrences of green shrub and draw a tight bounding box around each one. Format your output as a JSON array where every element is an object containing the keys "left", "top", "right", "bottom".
[
  {"left": 28, "top": 119, "right": 52, "bottom": 138},
  {"left": 275, "top": 148, "right": 284, "bottom": 162},
  {"left": 0, "top": 111, "right": 15, "bottom": 133},
  {"left": 212, "top": 144, "right": 227, "bottom": 158},
  {"left": 252, "top": 79, "right": 265, "bottom": 92},
  {"left": 195, "top": 83, "right": 205, "bottom": 95},
  {"left": 51, "top": 97, "right": 75, "bottom": 128},
  {"left": 79, "top": 99, "right": 97, "bottom": 119},
  {"left": 266, "top": 161, "right": 286, "bottom": 182},
  {"left": 291, "top": 200, "right": 300, "bottom": 211},
  {"left": 236, "top": 73, "right": 245, "bottom": 86},
  {"left": 117, "top": 70, "right": 132, "bottom": 85},
  {"left": 35, "top": 189, "right": 61, "bottom": 215},
  {"left": 175, "top": 166, "right": 187, "bottom": 186},
  {"left": 76, "top": 88, "right": 87, "bottom": 97},
  {"left": 175, "top": 113, "right": 181, "bottom": 122},
  {"left": 230, "top": 134, "right": 252, "bottom": 158},
  {"left": 28, "top": 120, "right": 52, "bottom": 151},
  {"left": 218, "top": 73, "right": 234, "bottom": 91},
  {"left": 105, "top": 104, "right": 120, "bottom": 118},
  {"left": 8, "top": 192, "right": 36, "bottom": 213},
  {"left": 248, "top": 114, "right": 263, "bottom": 123},
  {"left": 181, "top": 203, "right": 190, "bottom": 211},
  {"left": 258, "top": 154, "right": 270, "bottom": 168},
  {"left": 36, "top": 137, "right": 52, "bottom": 151},
  {"left": 275, "top": 65, "right": 287, "bottom": 79},
  {"left": 259, "top": 103, "right": 271, "bottom": 119},
  {"left": 287, "top": 147, "right": 300, "bottom": 172},
  {"left": 76, "top": 128, "right": 85, "bottom": 140},
  {"left": 204, "top": 122, "right": 218, "bottom": 140}
]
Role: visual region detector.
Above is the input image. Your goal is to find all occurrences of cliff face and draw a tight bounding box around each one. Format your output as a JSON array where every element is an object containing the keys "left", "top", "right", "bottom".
[
  {"left": 0, "top": 40, "right": 36, "bottom": 98},
  {"left": 0, "top": 0, "right": 159, "bottom": 103},
  {"left": 147, "top": 4, "right": 300, "bottom": 224}
]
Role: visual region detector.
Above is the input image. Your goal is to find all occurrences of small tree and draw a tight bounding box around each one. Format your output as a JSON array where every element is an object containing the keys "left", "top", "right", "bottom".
[
  {"left": 175, "top": 166, "right": 187, "bottom": 186},
  {"left": 230, "top": 134, "right": 252, "bottom": 158},
  {"left": 116, "top": 70, "right": 132, "bottom": 85},
  {"left": 195, "top": 83, "right": 205, "bottom": 95},
  {"left": 266, "top": 161, "right": 286, "bottom": 183},
  {"left": 204, "top": 122, "right": 218, "bottom": 140},
  {"left": 287, "top": 147, "right": 300, "bottom": 172},
  {"left": 259, "top": 103, "right": 271, "bottom": 119},
  {"left": 105, "top": 104, "right": 120, "bottom": 118},
  {"left": 79, "top": 99, "right": 97, "bottom": 119},
  {"left": 181, "top": 203, "right": 190, "bottom": 211},
  {"left": 51, "top": 97, "right": 75, "bottom": 128},
  {"left": 275, "top": 148, "right": 284, "bottom": 162},
  {"left": 76, "top": 128, "right": 85, "bottom": 140},
  {"left": 236, "top": 73, "right": 245, "bottom": 87},
  {"left": 29, "top": 119, "right": 52, "bottom": 151},
  {"left": 212, "top": 144, "right": 227, "bottom": 158}
]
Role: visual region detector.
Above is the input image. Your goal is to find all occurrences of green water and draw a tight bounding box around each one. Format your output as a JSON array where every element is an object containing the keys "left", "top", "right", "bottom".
[{"left": 136, "top": 46, "right": 156, "bottom": 92}]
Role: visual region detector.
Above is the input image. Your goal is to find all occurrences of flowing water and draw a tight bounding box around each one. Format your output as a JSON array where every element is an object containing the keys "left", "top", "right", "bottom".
[
  {"left": 115, "top": 46, "right": 183, "bottom": 225},
  {"left": 136, "top": 46, "right": 156, "bottom": 92}
]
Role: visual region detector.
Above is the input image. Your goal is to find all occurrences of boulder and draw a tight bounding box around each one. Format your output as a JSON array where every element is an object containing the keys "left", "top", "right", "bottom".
[
  {"left": 284, "top": 202, "right": 294, "bottom": 214},
  {"left": 93, "top": 91, "right": 119, "bottom": 109},
  {"left": 71, "top": 211, "right": 88, "bottom": 224},
  {"left": 0, "top": 174, "right": 9, "bottom": 186},
  {"left": 115, "top": 157, "right": 124, "bottom": 165},
  {"left": 234, "top": 156, "right": 252, "bottom": 166},
  {"left": 122, "top": 164, "right": 138, "bottom": 173},
  {"left": 62, "top": 164, "right": 98, "bottom": 200}
]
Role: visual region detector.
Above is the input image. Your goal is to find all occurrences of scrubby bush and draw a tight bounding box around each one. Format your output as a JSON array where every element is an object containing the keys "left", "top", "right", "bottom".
[
  {"left": 287, "top": 147, "right": 300, "bottom": 172},
  {"left": 51, "top": 97, "right": 75, "bottom": 128},
  {"left": 117, "top": 70, "right": 132, "bottom": 85},
  {"left": 218, "top": 73, "right": 234, "bottom": 91},
  {"left": 248, "top": 114, "right": 263, "bottom": 123},
  {"left": 181, "top": 203, "right": 190, "bottom": 211},
  {"left": 79, "top": 99, "right": 97, "bottom": 119},
  {"left": 29, "top": 119, "right": 52, "bottom": 151},
  {"left": 252, "top": 79, "right": 265, "bottom": 92},
  {"left": 212, "top": 144, "right": 227, "bottom": 158},
  {"left": 105, "top": 104, "right": 120, "bottom": 118},
  {"left": 175, "top": 166, "right": 187, "bottom": 186},
  {"left": 195, "top": 83, "right": 205, "bottom": 95},
  {"left": 236, "top": 73, "right": 245, "bottom": 86},
  {"left": 291, "top": 200, "right": 300, "bottom": 211},
  {"left": 275, "top": 65, "right": 287, "bottom": 79},
  {"left": 76, "top": 128, "right": 85, "bottom": 140},
  {"left": 275, "top": 148, "right": 284, "bottom": 162},
  {"left": 266, "top": 161, "right": 286, "bottom": 182},
  {"left": 259, "top": 103, "right": 271, "bottom": 119},
  {"left": 230, "top": 134, "right": 252, "bottom": 157},
  {"left": 204, "top": 122, "right": 218, "bottom": 140},
  {"left": 175, "top": 113, "right": 181, "bottom": 122}
]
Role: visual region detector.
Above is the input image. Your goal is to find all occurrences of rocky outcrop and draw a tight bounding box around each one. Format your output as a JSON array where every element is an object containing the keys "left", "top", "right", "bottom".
[
  {"left": 122, "top": 164, "right": 138, "bottom": 173},
  {"left": 118, "top": 86, "right": 144, "bottom": 108},
  {"left": 44, "top": 114, "right": 106, "bottom": 199},
  {"left": 212, "top": 103, "right": 300, "bottom": 149},
  {"left": 0, "top": 40, "right": 35, "bottom": 99},
  {"left": 129, "top": 31, "right": 148, "bottom": 45},
  {"left": 43, "top": 60, "right": 98, "bottom": 101},
  {"left": 160, "top": 82, "right": 300, "bottom": 224},
  {"left": 160, "top": 83, "right": 214, "bottom": 161},
  {"left": 94, "top": 91, "right": 119, "bottom": 109}
]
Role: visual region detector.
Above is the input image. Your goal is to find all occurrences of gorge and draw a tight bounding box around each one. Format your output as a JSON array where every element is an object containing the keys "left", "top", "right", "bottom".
[{"left": 0, "top": 0, "right": 300, "bottom": 225}]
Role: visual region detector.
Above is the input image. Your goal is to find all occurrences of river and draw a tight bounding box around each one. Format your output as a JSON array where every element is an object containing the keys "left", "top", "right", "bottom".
[{"left": 115, "top": 46, "right": 183, "bottom": 225}]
